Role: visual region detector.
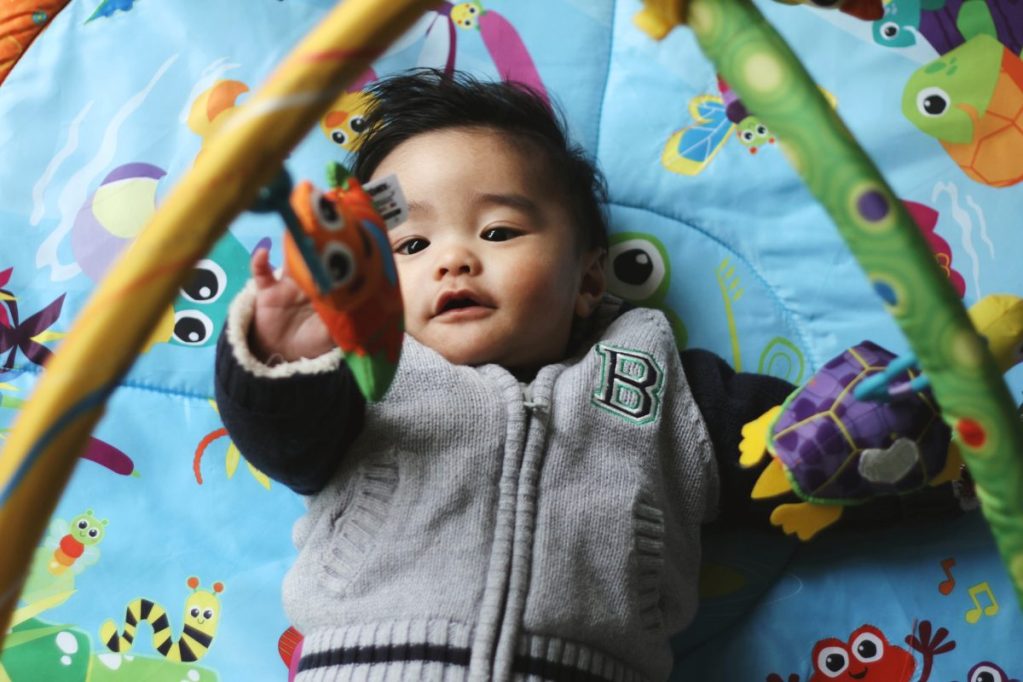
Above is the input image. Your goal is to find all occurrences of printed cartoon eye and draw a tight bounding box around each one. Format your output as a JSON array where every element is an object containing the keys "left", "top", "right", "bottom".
[
  {"left": 756, "top": 124, "right": 769, "bottom": 137},
  {"left": 350, "top": 116, "right": 367, "bottom": 133},
  {"left": 607, "top": 237, "right": 667, "bottom": 302},
  {"left": 917, "top": 86, "right": 950, "bottom": 117},
  {"left": 180, "top": 259, "right": 227, "bottom": 304},
  {"left": 467, "top": 4, "right": 478, "bottom": 12},
  {"left": 173, "top": 310, "right": 214, "bottom": 346},
  {"left": 311, "top": 189, "right": 345, "bottom": 231},
  {"left": 190, "top": 607, "right": 201, "bottom": 618},
  {"left": 320, "top": 242, "right": 356, "bottom": 288},
  {"left": 331, "top": 129, "right": 347, "bottom": 146},
  {"left": 970, "top": 663, "right": 1007, "bottom": 682},
  {"left": 880, "top": 22, "right": 899, "bottom": 39},
  {"left": 816, "top": 646, "right": 849, "bottom": 678},
  {"left": 851, "top": 631, "right": 884, "bottom": 663},
  {"left": 203, "top": 609, "right": 215, "bottom": 620},
  {"left": 395, "top": 238, "right": 429, "bottom": 255},
  {"left": 741, "top": 130, "right": 755, "bottom": 142},
  {"left": 88, "top": 528, "right": 99, "bottom": 538},
  {"left": 77, "top": 519, "right": 89, "bottom": 529}
]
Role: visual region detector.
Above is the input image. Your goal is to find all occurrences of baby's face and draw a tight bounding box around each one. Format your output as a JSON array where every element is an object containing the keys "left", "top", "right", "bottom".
[{"left": 373, "top": 127, "right": 601, "bottom": 370}]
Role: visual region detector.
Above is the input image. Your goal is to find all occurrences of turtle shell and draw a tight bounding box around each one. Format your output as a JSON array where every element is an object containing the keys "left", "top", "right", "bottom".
[
  {"left": 943, "top": 42, "right": 1023, "bottom": 187},
  {"left": 769, "top": 341, "right": 951, "bottom": 505}
]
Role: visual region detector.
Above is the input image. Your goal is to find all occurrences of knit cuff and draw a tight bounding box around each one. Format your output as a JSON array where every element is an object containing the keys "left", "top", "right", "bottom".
[
  {"left": 225, "top": 277, "right": 343, "bottom": 378},
  {"left": 215, "top": 278, "right": 347, "bottom": 415}
]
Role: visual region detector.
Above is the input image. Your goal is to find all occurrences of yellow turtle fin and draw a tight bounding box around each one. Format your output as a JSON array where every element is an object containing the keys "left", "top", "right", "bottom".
[
  {"left": 751, "top": 458, "right": 793, "bottom": 499},
  {"left": 739, "top": 405, "right": 782, "bottom": 468},
  {"left": 770, "top": 502, "right": 844, "bottom": 541},
  {"left": 930, "top": 440, "right": 965, "bottom": 487}
]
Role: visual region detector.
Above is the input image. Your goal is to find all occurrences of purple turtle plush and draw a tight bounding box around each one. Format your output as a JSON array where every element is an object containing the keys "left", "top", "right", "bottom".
[{"left": 738, "top": 341, "right": 963, "bottom": 540}]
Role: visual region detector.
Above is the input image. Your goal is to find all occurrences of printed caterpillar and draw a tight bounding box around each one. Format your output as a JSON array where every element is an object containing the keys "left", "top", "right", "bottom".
[{"left": 99, "top": 576, "right": 224, "bottom": 662}]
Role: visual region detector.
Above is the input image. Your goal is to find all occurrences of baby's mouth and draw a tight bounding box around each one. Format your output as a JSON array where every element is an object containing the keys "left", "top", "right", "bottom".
[
  {"left": 443, "top": 298, "right": 479, "bottom": 312},
  {"left": 434, "top": 291, "right": 493, "bottom": 318}
]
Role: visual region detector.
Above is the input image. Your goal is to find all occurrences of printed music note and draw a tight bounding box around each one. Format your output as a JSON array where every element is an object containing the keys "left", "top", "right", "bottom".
[
  {"left": 965, "top": 582, "right": 999, "bottom": 623},
  {"left": 938, "top": 557, "right": 956, "bottom": 595}
]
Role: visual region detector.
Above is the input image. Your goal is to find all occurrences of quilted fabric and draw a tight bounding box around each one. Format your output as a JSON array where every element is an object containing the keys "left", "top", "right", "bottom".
[{"left": 1, "top": 1, "right": 1020, "bottom": 679}]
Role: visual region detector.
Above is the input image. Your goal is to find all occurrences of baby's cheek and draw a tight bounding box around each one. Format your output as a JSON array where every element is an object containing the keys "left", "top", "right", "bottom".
[
  {"left": 393, "top": 260, "right": 413, "bottom": 293},
  {"left": 508, "top": 258, "right": 571, "bottom": 307},
  {"left": 402, "top": 311, "right": 425, "bottom": 339},
  {"left": 393, "top": 279, "right": 428, "bottom": 342},
  {"left": 395, "top": 266, "right": 421, "bottom": 309}
]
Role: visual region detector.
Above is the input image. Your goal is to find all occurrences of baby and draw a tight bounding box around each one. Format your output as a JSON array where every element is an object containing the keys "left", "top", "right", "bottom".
[{"left": 215, "top": 69, "right": 796, "bottom": 681}]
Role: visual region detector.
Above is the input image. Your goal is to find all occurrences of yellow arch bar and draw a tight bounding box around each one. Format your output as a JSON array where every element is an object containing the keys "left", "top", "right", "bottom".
[{"left": 0, "top": 0, "right": 438, "bottom": 640}]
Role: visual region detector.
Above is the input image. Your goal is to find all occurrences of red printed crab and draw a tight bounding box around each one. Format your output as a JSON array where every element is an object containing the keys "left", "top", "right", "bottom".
[{"left": 767, "top": 620, "right": 955, "bottom": 682}]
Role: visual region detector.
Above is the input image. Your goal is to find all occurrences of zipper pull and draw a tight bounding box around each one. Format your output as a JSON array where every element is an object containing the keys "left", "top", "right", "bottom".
[{"left": 521, "top": 383, "right": 547, "bottom": 412}]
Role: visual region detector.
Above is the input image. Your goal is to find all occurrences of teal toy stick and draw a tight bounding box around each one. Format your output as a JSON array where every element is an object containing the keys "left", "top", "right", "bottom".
[
  {"left": 250, "top": 169, "right": 333, "bottom": 295},
  {"left": 854, "top": 352, "right": 932, "bottom": 402}
]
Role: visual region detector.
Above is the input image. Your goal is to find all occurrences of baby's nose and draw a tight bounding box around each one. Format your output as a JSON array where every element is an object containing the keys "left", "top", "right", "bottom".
[{"left": 435, "top": 245, "right": 480, "bottom": 278}]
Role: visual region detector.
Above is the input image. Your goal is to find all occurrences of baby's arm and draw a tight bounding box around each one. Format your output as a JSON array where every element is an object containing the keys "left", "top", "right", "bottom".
[
  {"left": 213, "top": 250, "right": 367, "bottom": 494},
  {"left": 680, "top": 348, "right": 795, "bottom": 526}
]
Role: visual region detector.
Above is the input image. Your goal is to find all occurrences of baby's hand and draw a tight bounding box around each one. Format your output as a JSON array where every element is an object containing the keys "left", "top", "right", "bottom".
[{"left": 248, "top": 248, "right": 334, "bottom": 364}]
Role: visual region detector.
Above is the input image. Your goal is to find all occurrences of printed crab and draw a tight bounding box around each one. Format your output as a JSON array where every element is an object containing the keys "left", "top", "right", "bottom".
[
  {"left": 766, "top": 620, "right": 956, "bottom": 682},
  {"left": 740, "top": 294, "right": 1023, "bottom": 540}
]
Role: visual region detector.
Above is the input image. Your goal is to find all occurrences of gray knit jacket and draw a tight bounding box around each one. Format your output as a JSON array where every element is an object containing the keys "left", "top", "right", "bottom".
[{"left": 216, "top": 282, "right": 796, "bottom": 682}]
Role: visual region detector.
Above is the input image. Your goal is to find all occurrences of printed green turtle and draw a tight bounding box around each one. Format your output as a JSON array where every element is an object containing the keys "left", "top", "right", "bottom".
[
  {"left": 902, "top": 33, "right": 1023, "bottom": 187},
  {"left": 739, "top": 294, "right": 1023, "bottom": 540}
]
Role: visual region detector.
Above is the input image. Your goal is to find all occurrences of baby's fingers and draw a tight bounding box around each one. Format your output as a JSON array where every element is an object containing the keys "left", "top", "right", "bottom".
[{"left": 251, "top": 248, "right": 277, "bottom": 290}]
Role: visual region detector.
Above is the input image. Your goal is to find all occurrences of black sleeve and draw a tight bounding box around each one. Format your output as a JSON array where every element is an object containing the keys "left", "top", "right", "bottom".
[
  {"left": 214, "top": 329, "right": 367, "bottom": 495},
  {"left": 681, "top": 348, "right": 797, "bottom": 526}
]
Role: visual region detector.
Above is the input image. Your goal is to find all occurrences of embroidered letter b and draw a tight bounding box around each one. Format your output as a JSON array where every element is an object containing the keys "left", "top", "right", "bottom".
[{"left": 592, "top": 344, "right": 663, "bottom": 424}]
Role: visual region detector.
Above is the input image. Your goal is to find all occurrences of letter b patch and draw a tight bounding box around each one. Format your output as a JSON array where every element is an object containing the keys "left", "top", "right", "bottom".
[{"left": 591, "top": 344, "right": 664, "bottom": 424}]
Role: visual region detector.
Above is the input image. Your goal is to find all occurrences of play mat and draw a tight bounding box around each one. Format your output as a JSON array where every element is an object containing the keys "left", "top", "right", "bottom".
[{"left": 2, "top": 0, "right": 1022, "bottom": 679}]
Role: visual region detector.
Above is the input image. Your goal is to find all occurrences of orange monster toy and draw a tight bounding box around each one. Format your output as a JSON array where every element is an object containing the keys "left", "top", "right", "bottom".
[{"left": 257, "top": 163, "right": 405, "bottom": 401}]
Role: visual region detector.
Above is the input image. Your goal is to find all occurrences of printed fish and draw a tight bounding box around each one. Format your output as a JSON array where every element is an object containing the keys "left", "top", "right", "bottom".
[{"left": 282, "top": 163, "right": 405, "bottom": 402}]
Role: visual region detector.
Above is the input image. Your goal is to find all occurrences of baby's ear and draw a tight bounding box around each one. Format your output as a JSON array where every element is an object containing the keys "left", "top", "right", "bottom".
[{"left": 575, "top": 248, "right": 606, "bottom": 319}]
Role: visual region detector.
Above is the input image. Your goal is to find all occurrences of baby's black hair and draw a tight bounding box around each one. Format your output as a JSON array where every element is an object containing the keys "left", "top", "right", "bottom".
[{"left": 351, "top": 68, "right": 609, "bottom": 253}]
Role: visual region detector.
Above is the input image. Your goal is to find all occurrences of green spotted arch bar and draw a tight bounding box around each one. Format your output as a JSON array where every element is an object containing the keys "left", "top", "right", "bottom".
[{"left": 684, "top": 0, "right": 1023, "bottom": 609}]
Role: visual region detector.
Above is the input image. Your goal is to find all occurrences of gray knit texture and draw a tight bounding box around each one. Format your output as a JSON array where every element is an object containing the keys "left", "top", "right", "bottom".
[{"left": 281, "top": 307, "right": 717, "bottom": 682}]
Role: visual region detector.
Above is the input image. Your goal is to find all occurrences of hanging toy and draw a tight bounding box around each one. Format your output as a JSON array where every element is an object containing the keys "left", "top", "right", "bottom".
[
  {"left": 252, "top": 163, "right": 407, "bottom": 401},
  {"left": 738, "top": 294, "right": 1023, "bottom": 540}
]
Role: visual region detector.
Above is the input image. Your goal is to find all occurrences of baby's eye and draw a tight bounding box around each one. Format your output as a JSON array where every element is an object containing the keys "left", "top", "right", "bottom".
[
  {"left": 481, "top": 227, "right": 519, "bottom": 242},
  {"left": 395, "top": 238, "right": 429, "bottom": 255}
]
